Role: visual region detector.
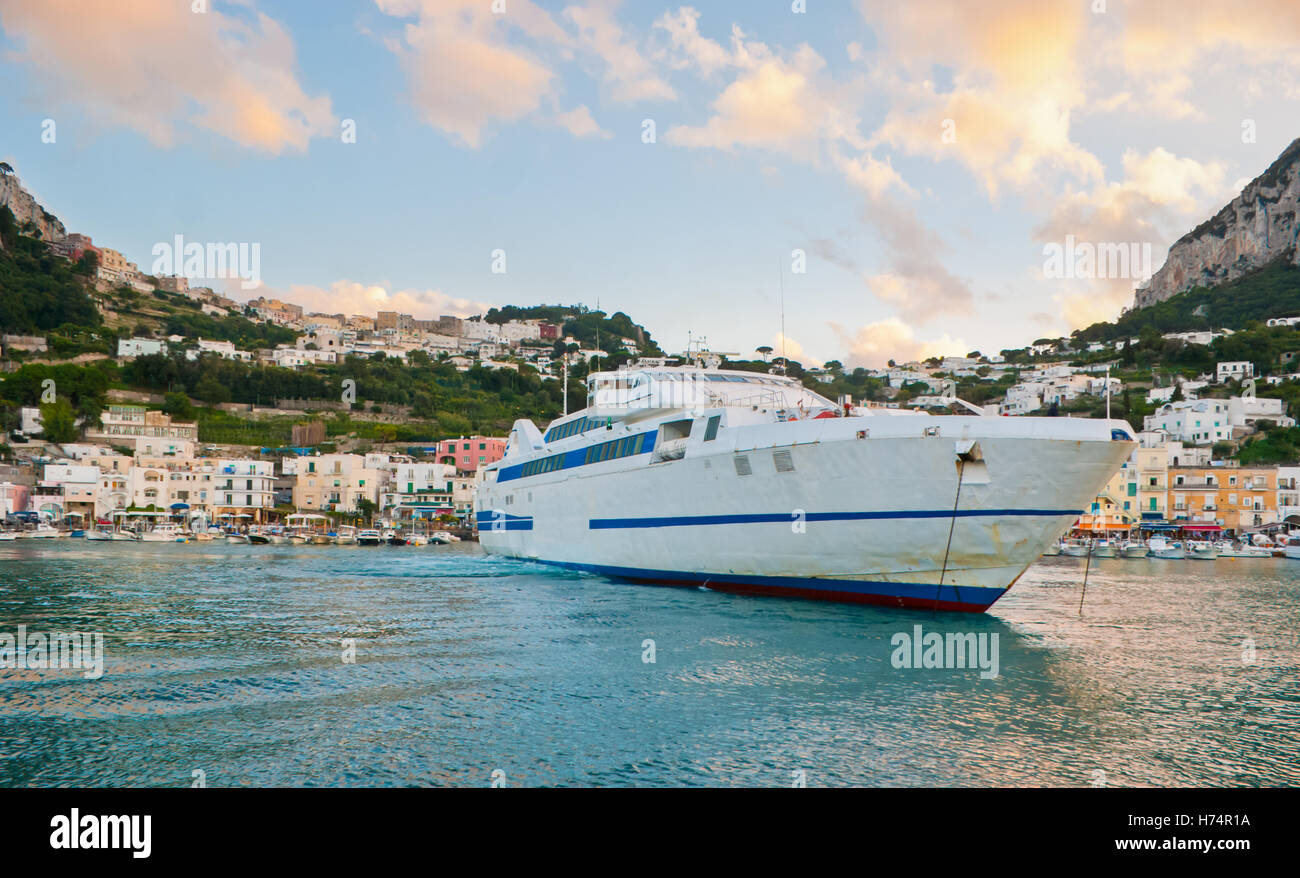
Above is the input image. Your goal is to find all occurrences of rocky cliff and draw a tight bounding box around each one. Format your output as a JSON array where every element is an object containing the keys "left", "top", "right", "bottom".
[
  {"left": 1134, "top": 137, "right": 1300, "bottom": 308},
  {"left": 0, "top": 169, "right": 66, "bottom": 244}
]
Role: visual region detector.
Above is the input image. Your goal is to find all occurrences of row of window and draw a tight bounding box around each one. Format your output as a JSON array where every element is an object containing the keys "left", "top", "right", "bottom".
[
  {"left": 501, "top": 430, "right": 658, "bottom": 482},
  {"left": 544, "top": 416, "right": 602, "bottom": 442},
  {"left": 585, "top": 433, "right": 650, "bottom": 464}
]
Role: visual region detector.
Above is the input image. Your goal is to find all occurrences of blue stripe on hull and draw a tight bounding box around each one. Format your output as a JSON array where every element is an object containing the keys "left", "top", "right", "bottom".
[
  {"left": 522, "top": 558, "right": 1008, "bottom": 612},
  {"left": 589, "top": 508, "right": 1080, "bottom": 529}
]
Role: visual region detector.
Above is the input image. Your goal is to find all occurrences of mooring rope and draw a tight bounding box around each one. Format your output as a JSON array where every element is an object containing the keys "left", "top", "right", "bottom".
[
  {"left": 935, "top": 458, "right": 966, "bottom": 612},
  {"left": 1077, "top": 538, "right": 1094, "bottom": 616}
]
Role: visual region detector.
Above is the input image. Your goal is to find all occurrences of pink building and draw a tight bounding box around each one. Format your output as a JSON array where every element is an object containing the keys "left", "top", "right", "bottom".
[
  {"left": 436, "top": 436, "right": 506, "bottom": 473},
  {"left": 0, "top": 482, "right": 31, "bottom": 515}
]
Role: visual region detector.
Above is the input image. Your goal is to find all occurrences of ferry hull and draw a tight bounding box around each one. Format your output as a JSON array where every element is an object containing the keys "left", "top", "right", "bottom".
[{"left": 478, "top": 420, "right": 1134, "bottom": 613}]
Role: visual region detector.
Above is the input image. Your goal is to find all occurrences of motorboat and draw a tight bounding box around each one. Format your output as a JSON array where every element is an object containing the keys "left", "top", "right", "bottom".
[
  {"left": 1119, "top": 540, "right": 1149, "bottom": 558},
  {"left": 1091, "top": 538, "right": 1118, "bottom": 558},
  {"left": 1148, "top": 537, "right": 1185, "bottom": 559},
  {"left": 1060, "top": 538, "right": 1092, "bottom": 557},
  {"left": 334, "top": 526, "right": 357, "bottom": 546},
  {"left": 357, "top": 529, "right": 383, "bottom": 546},
  {"left": 384, "top": 529, "right": 408, "bottom": 546},
  {"left": 430, "top": 531, "right": 455, "bottom": 545},
  {"left": 140, "top": 523, "right": 188, "bottom": 543},
  {"left": 1187, "top": 540, "right": 1218, "bottom": 560}
]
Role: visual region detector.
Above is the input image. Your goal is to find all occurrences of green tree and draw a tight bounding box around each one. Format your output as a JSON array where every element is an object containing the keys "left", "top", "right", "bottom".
[
  {"left": 39, "top": 398, "right": 78, "bottom": 443},
  {"left": 195, "top": 375, "right": 230, "bottom": 405}
]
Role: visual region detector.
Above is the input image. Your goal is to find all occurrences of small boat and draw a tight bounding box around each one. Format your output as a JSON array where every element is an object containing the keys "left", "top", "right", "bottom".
[
  {"left": 1060, "top": 538, "right": 1091, "bottom": 557},
  {"left": 69, "top": 529, "right": 86, "bottom": 538},
  {"left": 0, "top": 531, "right": 16, "bottom": 541},
  {"left": 140, "top": 523, "right": 188, "bottom": 543},
  {"left": 225, "top": 531, "right": 250, "bottom": 544},
  {"left": 384, "top": 529, "right": 407, "bottom": 546},
  {"left": 430, "top": 531, "right": 455, "bottom": 545},
  {"left": 1148, "top": 537, "right": 1185, "bottom": 559},
  {"left": 1091, "top": 539, "right": 1118, "bottom": 558},
  {"left": 1119, "top": 540, "right": 1149, "bottom": 558},
  {"left": 1285, "top": 543, "right": 1300, "bottom": 561},
  {"left": 110, "top": 529, "right": 140, "bottom": 541},
  {"left": 85, "top": 529, "right": 114, "bottom": 541},
  {"left": 1187, "top": 540, "right": 1218, "bottom": 560},
  {"left": 407, "top": 533, "right": 429, "bottom": 547},
  {"left": 247, "top": 529, "right": 271, "bottom": 545},
  {"left": 23, "top": 523, "right": 60, "bottom": 539},
  {"left": 311, "top": 532, "right": 333, "bottom": 545},
  {"left": 334, "top": 526, "right": 357, "bottom": 546},
  {"left": 357, "top": 529, "right": 383, "bottom": 546}
]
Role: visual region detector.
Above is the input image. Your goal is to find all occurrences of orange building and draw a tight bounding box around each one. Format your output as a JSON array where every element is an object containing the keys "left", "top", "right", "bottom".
[{"left": 1167, "top": 465, "right": 1277, "bottom": 533}]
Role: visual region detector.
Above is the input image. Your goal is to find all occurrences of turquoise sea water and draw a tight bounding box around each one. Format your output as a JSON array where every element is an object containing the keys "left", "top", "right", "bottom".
[{"left": 0, "top": 541, "right": 1297, "bottom": 787}]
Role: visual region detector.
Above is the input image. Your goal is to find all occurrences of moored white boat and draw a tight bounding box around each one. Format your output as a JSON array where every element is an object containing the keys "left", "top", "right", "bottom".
[
  {"left": 1119, "top": 539, "right": 1149, "bottom": 558},
  {"left": 140, "top": 523, "right": 188, "bottom": 542},
  {"left": 357, "top": 529, "right": 383, "bottom": 546},
  {"left": 1091, "top": 538, "right": 1118, "bottom": 558},
  {"left": 475, "top": 357, "right": 1136, "bottom": 612},
  {"left": 1060, "top": 538, "right": 1092, "bottom": 557},
  {"left": 430, "top": 531, "right": 455, "bottom": 545},
  {"left": 1148, "top": 537, "right": 1185, "bottom": 559},
  {"left": 1187, "top": 540, "right": 1218, "bottom": 560}
]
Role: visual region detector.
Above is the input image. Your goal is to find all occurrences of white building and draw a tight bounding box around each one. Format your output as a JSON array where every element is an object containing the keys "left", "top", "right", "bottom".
[
  {"left": 1226, "top": 396, "right": 1294, "bottom": 430},
  {"left": 380, "top": 462, "right": 457, "bottom": 519},
  {"left": 1277, "top": 466, "right": 1300, "bottom": 524},
  {"left": 118, "top": 337, "right": 167, "bottom": 358},
  {"left": 1143, "top": 400, "right": 1231, "bottom": 445},
  {"left": 1216, "top": 361, "right": 1254, "bottom": 382}
]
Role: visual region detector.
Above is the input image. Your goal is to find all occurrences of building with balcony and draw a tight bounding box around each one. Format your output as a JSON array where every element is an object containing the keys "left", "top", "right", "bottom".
[
  {"left": 434, "top": 436, "right": 507, "bottom": 473},
  {"left": 1168, "top": 465, "right": 1277, "bottom": 532},
  {"left": 292, "top": 454, "right": 386, "bottom": 513}
]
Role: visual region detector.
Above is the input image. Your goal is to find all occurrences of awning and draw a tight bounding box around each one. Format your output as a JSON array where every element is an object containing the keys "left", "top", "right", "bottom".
[
  {"left": 1182, "top": 524, "right": 1223, "bottom": 532},
  {"left": 170, "top": 503, "right": 190, "bottom": 510},
  {"left": 1139, "top": 522, "right": 1179, "bottom": 530}
]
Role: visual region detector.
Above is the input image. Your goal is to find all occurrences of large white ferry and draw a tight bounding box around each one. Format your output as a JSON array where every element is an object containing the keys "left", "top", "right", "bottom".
[{"left": 475, "top": 357, "right": 1135, "bottom": 612}]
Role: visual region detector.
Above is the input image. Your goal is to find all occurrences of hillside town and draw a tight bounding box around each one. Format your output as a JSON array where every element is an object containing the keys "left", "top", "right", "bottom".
[{"left": 2, "top": 166, "right": 1300, "bottom": 541}]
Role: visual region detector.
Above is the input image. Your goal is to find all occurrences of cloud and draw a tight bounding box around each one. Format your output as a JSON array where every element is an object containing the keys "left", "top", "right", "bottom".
[
  {"left": 375, "top": 0, "right": 562, "bottom": 148},
  {"left": 564, "top": 0, "right": 675, "bottom": 102},
  {"left": 554, "top": 105, "right": 612, "bottom": 139},
  {"left": 830, "top": 318, "right": 966, "bottom": 369},
  {"left": 652, "top": 6, "right": 730, "bottom": 76},
  {"left": 1034, "top": 147, "right": 1232, "bottom": 329},
  {"left": 665, "top": 27, "right": 867, "bottom": 162},
  {"left": 231, "top": 278, "right": 489, "bottom": 321},
  {"left": 859, "top": 0, "right": 1101, "bottom": 198},
  {"left": 1117, "top": 0, "right": 1300, "bottom": 110},
  {"left": 0, "top": 0, "right": 335, "bottom": 153}
]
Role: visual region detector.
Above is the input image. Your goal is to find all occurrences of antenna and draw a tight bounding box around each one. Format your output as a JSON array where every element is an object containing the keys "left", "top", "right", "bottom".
[{"left": 777, "top": 256, "right": 787, "bottom": 375}]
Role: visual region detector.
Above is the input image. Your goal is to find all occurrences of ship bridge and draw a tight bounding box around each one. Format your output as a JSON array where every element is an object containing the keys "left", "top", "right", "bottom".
[{"left": 584, "top": 366, "right": 837, "bottom": 415}]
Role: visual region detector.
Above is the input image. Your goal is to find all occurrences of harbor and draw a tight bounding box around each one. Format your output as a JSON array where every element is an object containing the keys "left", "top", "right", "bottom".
[{"left": 1, "top": 538, "right": 1295, "bottom": 787}]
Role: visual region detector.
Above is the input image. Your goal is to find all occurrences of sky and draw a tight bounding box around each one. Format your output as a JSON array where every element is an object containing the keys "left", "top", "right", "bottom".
[{"left": 1, "top": 0, "right": 1298, "bottom": 368}]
